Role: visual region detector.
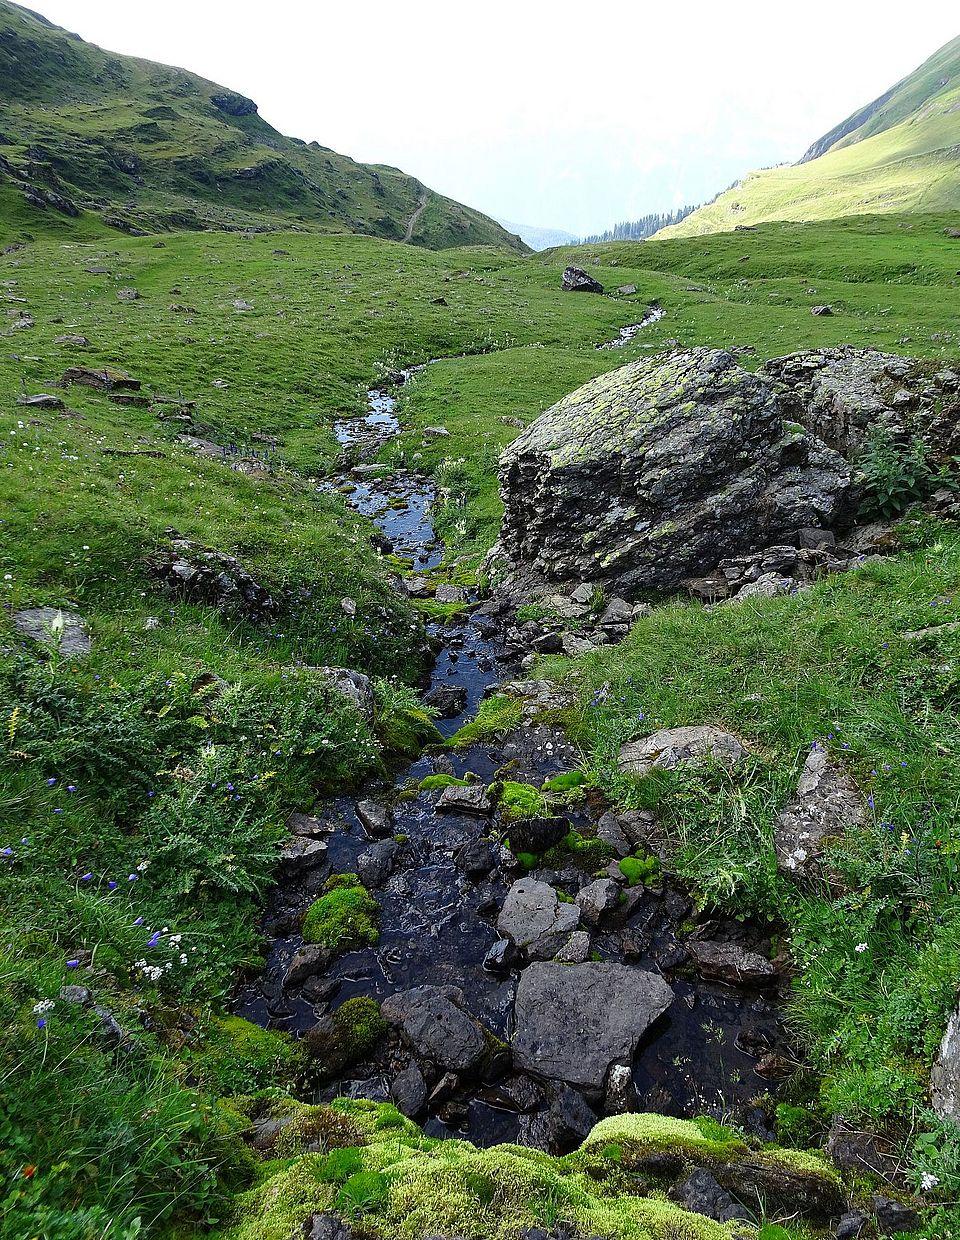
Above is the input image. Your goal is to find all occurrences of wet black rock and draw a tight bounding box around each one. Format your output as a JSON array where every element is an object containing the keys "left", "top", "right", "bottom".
[
  {"left": 381, "top": 986, "right": 489, "bottom": 1073},
  {"left": 686, "top": 941, "right": 778, "bottom": 987},
  {"left": 301, "top": 1213, "right": 358, "bottom": 1240},
  {"left": 436, "top": 784, "right": 492, "bottom": 816},
  {"left": 512, "top": 961, "right": 674, "bottom": 1089},
  {"left": 390, "top": 1061, "right": 428, "bottom": 1117},
  {"left": 836, "top": 1210, "right": 870, "bottom": 1240},
  {"left": 356, "top": 799, "right": 393, "bottom": 837},
  {"left": 872, "top": 1197, "right": 921, "bottom": 1235},
  {"left": 672, "top": 1168, "right": 753, "bottom": 1224},
  {"left": 283, "top": 944, "right": 332, "bottom": 989},
  {"left": 455, "top": 837, "right": 498, "bottom": 878},
  {"left": 561, "top": 265, "right": 604, "bottom": 294},
  {"left": 483, "top": 938, "right": 520, "bottom": 972},
  {"left": 357, "top": 839, "right": 399, "bottom": 888},
  {"left": 424, "top": 684, "right": 468, "bottom": 717},
  {"left": 506, "top": 816, "right": 568, "bottom": 855}
]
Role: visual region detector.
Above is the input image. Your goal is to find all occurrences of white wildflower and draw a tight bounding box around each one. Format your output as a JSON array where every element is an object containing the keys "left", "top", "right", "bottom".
[
  {"left": 32, "top": 999, "right": 55, "bottom": 1015},
  {"left": 921, "top": 1172, "right": 940, "bottom": 1191},
  {"left": 855, "top": 942, "right": 868, "bottom": 953}
]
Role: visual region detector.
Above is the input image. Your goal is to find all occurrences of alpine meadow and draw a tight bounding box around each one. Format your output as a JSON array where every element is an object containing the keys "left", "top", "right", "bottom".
[{"left": 2, "top": 4, "right": 960, "bottom": 1240}]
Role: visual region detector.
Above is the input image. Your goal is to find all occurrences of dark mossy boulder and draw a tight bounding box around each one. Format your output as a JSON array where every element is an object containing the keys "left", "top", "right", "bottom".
[{"left": 489, "top": 348, "right": 855, "bottom": 602}]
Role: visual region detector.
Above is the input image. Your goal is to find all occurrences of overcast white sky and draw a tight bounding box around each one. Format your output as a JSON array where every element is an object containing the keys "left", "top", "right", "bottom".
[{"left": 28, "top": 1, "right": 960, "bottom": 235}]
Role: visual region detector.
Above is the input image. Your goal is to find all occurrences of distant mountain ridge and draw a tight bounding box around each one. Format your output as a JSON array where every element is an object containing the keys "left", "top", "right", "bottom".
[
  {"left": 658, "top": 33, "right": 960, "bottom": 238},
  {"left": 496, "top": 219, "right": 579, "bottom": 251},
  {"left": 0, "top": 0, "right": 526, "bottom": 249}
]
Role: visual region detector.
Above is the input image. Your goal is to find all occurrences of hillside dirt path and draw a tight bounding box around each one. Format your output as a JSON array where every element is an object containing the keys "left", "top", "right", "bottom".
[{"left": 403, "top": 189, "right": 429, "bottom": 243}]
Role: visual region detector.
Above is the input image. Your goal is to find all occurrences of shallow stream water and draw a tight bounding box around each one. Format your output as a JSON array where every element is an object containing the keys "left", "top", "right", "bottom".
[{"left": 234, "top": 331, "right": 787, "bottom": 1147}]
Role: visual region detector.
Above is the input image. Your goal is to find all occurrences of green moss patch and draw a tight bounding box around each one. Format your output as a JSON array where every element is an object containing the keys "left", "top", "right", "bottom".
[{"left": 302, "top": 875, "right": 380, "bottom": 953}]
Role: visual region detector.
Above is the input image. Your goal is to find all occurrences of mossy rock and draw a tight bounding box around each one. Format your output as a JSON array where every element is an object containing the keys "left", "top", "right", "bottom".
[
  {"left": 497, "top": 780, "right": 548, "bottom": 822},
  {"left": 305, "top": 997, "right": 387, "bottom": 1078},
  {"left": 302, "top": 874, "right": 380, "bottom": 953},
  {"left": 418, "top": 773, "right": 470, "bottom": 791},
  {"left": 215, "top": 1103, "right": 768, "bottom": 1239}
]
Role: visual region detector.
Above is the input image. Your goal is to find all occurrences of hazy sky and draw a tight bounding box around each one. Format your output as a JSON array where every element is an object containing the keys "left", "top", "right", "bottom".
[{"left": 29, "top": 1, "right": 960, "bottom": 235}]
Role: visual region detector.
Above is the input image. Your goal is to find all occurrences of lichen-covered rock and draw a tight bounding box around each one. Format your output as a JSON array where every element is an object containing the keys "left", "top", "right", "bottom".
[
  {"left": 490, "top": 349, "right": 855, "bottom": 601},
  {"left": 931, "top": 999, "right": 960, "bottom": 1122},
  {"left": 562, "top": 265, "right": 604, "bottom": 293},
  {"left": 149, "top": 537, "right": 278, "bottom": 620},
  {"left": 497, "top": 878, "right": 581, "bottom": 960},
  {"left": 774, "top": 746, "right": 865, "bottom": 879},
  {"left": 211, "top": 91, "right": 258, "bottom": 117},
  {"left": 761, "top": 346, "right": 960, "bottom": 459},
  {"left": 618, "top": 726, "right": 747, "bottom": 778},
  {"left": 13, "top": 607, "right": 91, "bottom": 656},
  {"left": 512, "top": 961, "right": 674, "bottom": 1089},
  {"left": 316, "top": 668, "right": 373, "bottom": 722}
]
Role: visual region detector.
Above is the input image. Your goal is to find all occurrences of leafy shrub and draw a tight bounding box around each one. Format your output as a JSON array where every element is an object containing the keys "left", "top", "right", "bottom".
[
  {"left": 302, "top": 874, "right": 380, "bottom": 952},
  {"left": 859, "top": 425, "right": 957, "bottom": 519}
]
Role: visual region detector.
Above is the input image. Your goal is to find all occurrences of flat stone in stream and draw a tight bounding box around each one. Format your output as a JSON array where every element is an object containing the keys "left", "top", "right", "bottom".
[
  {"left": 278, "top": 836, "right": 328, "bottom": 872},
  {"left": 512, "top": 961, "right": 674, "bottom": 1090},
  {"left": 381, "top": 985, "right": 489, "bottom": 1073},
  {"left": 356, "top": 799, "right": 393, "bottom": 837},
  {"left": 283, "top": 944, "right": 332, "bottom": 989},
  {"left": 497, "top": 879, "right": 581, "bottom": 960},
  {"left": 687, "top": 941, "right": 777, "bottom": 987},
  {"left": 424, "top": 684, "right": 468, "bottom": 717},
  {"left": 435, "top": 784, "right": 492, "bottom": 816}
]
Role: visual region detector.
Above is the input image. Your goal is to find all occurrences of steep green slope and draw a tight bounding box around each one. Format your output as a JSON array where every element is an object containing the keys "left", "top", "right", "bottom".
[
  {"left": 0, "top": 0, "right": 524, "bottom": 250},
  {"left": 659, "top": 35, "right": 960, "bottom": 237}
]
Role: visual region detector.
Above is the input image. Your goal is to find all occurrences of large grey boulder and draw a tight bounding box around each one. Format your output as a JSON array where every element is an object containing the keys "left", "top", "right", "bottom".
[
  {"left": 774, "top": 747, "right": 865, "bottom": 878},
  {"left": 618, "top": 725, "right": 747, "bottom": 777},
  {"left": 497, "top": 878, "right": 581, "bottom": 960},
  {"left": 761, "top": 347, "right": 960, "bottom": 459},
  {"left": 512, "top": 961, "right": 673, "bottom": 1089},
  {"left": 14, "top": 608, "right": 91, "bottom": 657},
  {"left": 489, "top": 349, "right": 855, "bottom": 601},
  {"left": 380, "top": 985, "right": 488, "bottom": 1073},
  {"left": 931, "top": 1000, "right": 960, "bottom": 1122}
]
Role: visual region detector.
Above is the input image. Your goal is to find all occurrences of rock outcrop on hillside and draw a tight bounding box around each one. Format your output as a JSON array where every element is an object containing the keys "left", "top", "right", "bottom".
[
  {"left": 761, "top": 348, "right": 960, "bottom": 458},
  {"left": 488, "top": 348, "right": 856, "bottom": 601}
]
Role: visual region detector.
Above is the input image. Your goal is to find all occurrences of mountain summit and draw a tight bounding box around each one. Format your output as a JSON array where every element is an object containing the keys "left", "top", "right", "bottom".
[
  {"left": 0, "top": 0, "right": 525, "bottom": 248},
  {"left": 658, "top": 33, "right": 960, "bottom": 237}
]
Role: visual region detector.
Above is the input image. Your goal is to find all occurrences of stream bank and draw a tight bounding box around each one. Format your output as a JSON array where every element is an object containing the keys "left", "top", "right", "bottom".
[{"left": 233, "top": 350, "right": 791, "bottom": 1153}]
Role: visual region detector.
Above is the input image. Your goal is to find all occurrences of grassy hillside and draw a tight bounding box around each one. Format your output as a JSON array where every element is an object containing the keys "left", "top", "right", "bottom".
[
  {"left": 405, "top": 214, "right": 960, "bottom": 554},
  {"left": 0, "top": 0, "right": 524, "bottom": 250},
  {"left": 4, "top": 210, "right": 960, "bottom": 1234},
  {"left": 659, "top": 35, "right": 960, "bottom": 236}
]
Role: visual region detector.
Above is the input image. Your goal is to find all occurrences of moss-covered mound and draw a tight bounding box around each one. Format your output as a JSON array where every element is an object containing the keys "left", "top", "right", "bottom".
[{"left": 212, "top": 1102, "right": 846, "bottom": 1240}]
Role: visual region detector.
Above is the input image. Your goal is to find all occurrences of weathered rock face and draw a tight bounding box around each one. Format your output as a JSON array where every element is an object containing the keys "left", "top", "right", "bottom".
[
  {"left": 512, "top": 961, "right": 674, "bottom": 1089},
  {"left": 931, "top": 1000, "right": 960, "bottom": 1122},
  {"left": 761, "top": 347, "right": 960, "bottom": 459},
  {"left": 490, "top": 349, "right": 855, "bottom": 601},
  {"left": 774, "top": 746, "right": 865, "bottom": 879},
  {"left": 561, "top": 265, "right": 604, "bottom": 294},
  {"left": 618, "top": 725, "right": 747, "bottom": 778},
  {"left": 210, "top": 91, "right": 258, "bottom": 117},
  {"left": 497, "top": 878, "right": 581, "bottom": 960},
  {"left": 149, "top": 538, "right": 278, "bottom": 620}
]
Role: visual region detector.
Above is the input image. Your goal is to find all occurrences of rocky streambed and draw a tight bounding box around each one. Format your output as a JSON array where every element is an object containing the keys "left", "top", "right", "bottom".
[{"left": 233, "top": 365, "right": 793, "bottom": 1153}]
